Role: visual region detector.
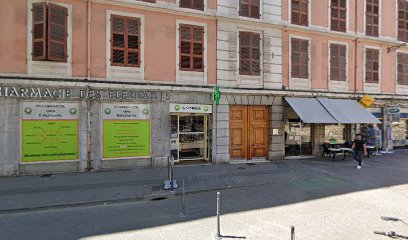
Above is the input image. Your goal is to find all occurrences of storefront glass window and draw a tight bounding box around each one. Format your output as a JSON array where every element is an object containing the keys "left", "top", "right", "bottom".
[
  {"left": 392, "top": 120, "right": 407, "bottom": 148},
  {"left": 325, "top": 124, "right": 345, "bottom": 143},
  {"left": 285, "top": 121, "right": 312, "bottom": 156}
]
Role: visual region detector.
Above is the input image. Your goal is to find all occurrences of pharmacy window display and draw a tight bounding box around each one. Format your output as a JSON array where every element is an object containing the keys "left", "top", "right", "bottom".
[{"left": 170, "top": 104, "right": 212, "bottom": 163}]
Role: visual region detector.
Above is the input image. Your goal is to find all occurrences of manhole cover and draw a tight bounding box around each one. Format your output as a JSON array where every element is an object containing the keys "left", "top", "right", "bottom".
[
  {"left": 247, "top": 163, "right": 256, "bottom": 166},
  {"left": 238, "top": 167, "right": 246, "bottom": 170}
]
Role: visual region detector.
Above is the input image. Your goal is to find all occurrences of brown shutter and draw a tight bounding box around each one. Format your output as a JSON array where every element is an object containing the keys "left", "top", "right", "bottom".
[
  {"left": 239, "top": 0, "right": 260, "bottom": 18},
  {"left": 291, "top": 38, "right": 300, "bottom": 78},
  {"left": 47, "top": 3, "right": 67, "bottom": 62},
  {"left": 111, "top": 15, "right": 125, "bottom": 65},
  {"left": 300, "top": 40, "right": 309, "bottom": 78},
  {"left": 251, "top": 33, "right": 260, "bottom": 75},
  {"left": 240, "top": 32, "right": 251, "bottom": 75},
  {"left": 126, "top": 17, "right": 140, "bottom": 66},
  {"left": 331, "top": 0, "right": 347, "bottom": 32},
  {"left": 291, "top": 0, "right": 308, "bottom": 26},
  {"left": 193, "top": 0, "right": 204, "bottom": 10},
  {"left": 32, "top": 2, "right": 47, "bottom": 60}
]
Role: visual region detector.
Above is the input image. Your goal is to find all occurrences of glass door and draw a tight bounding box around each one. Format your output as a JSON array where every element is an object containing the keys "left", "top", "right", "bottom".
[{"left": 171, "top": 114, "right": 209, "bottom": 161}]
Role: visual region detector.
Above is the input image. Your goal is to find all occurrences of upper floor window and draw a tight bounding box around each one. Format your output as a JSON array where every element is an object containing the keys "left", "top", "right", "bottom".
[
  {"left": 179, "top": 25, "right": 204, "bottom": 72},
  {"left": 398, "top": 0, "right": 408, "bottom": 42},
  {"left": 110, "top": 15, "right": 140, "bottom": 67},
  {"left": 239, "top": 0, "right": 260, "bottom": 19},
  {"left": 397, "top": 52, "right": 408, "bottom": 85},
  {"left": 239, "top": 32, "right": 260, "bottom": 76},
  {"left": 329, "top": 44, "right": 347, "bottom": 81},
  {"left": 291, "top": 0, "right": 308, "bottom": 26},
  {"left": 366, "top": 0, "right": 379, "bottom": 37},
  {"left": 365, "top": 48, "right": 380, "bottom": 83},
  {"left": 291, "top": 38, "right": 309, "bottom": 79},
  {"left": 330, "top": 0, "right": 347, "bottom": 32},
  {"left": 180, "top": 0, "right": 204, "bottom": 11},
  {"left": 32, "top": 2, "right": 67, "bottom": 62}
]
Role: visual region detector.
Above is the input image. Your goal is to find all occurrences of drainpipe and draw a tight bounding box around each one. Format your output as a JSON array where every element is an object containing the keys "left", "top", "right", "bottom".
[
  {"left": 353, "top": 0, "right": 359, "bottom": 136},
  {"left": 86, "top": 0, "right": 93, "bottom": 172}
]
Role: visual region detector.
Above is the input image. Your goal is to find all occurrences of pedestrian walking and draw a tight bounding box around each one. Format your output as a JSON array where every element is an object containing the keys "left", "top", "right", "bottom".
[{"left": 351, "top": 133, "right": 368, "bottom": 169}]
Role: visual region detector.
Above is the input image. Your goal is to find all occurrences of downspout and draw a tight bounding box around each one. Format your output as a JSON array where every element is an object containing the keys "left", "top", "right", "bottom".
[
  {"left": 86, "top": 0, "right": 93, "bottom": 172},
  {"left": 353, "top": 0, "right": 359, "bottom": 137},
  {"left": 354, "top": 0, "right": 358, "bottom": 98}
]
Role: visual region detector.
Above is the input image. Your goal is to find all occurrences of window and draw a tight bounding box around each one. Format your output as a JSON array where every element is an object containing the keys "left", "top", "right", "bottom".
[
  {"left": 366, "top": 0, "right": 379, "bottom": 37},
  {"left": 365, "top": 48, "right": 380, "bottom": 83},
  {"left": 397, "top": 52, "right": 408, "bottom": 85},
  {"left": 291, "top": 38, "right": 309, "bottom": 79},
  {"left": 398, "top": 0, "right": 408, "bottom": 42},
  {"left": 239, "top": 32, "right": 260, "bottom": 76},
  {"left": 239, "top": 0, "right": 260, "bottom": 19},
  {"left": 32, "top": 2, "right": 67, "bottom": 62},
  {"left": 331, "top": 0, "right": 347, "bottom": 32},
  {"left": 180, "top": 0, "right": 204, "bottom": 11},
  {"left": 141, "top": 0, "right": 155, "bottom": 2},
  {"left": 179, "top": 25, "right": 204, "bottom": 72},
  {"left": 330, "top": 44, "right": 347, "bottom": 81},
  {"left": 110, "top": 15, "right": 140, "bottom": 67},
  {"left": 291, "top": 0, "right": 309, "bottom": 26}
]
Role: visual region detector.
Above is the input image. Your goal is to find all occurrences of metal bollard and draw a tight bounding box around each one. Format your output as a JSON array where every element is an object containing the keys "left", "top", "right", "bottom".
[
  {"left": 291, "top": 226, "right": 295, "bottom": 240},
  {"left": 215, "top": 192, "right": 222, "bottom": 239},
  {"left": 180, "top": 178, "right": 187, "bottom": 217}
]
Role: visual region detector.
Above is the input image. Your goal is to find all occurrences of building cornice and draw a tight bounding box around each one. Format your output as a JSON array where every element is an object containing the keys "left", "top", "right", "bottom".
[{"left": 1, "top": 76, "right": 407, "bottom": 100}]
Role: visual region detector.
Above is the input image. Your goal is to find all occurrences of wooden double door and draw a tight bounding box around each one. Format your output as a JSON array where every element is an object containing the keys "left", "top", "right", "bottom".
[{"left": 229, "top": 106, "right": 269, "bottom": 160}]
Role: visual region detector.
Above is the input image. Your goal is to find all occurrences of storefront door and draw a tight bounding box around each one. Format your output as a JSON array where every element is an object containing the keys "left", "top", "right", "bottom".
[{"left": 229, "top": 106, "right": 269, "bottom": 160}]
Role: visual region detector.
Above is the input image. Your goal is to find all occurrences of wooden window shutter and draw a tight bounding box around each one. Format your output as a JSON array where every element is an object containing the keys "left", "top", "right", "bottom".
[
  {"left": 180, "top": 0, "right": 204, "bottom": 10},
  {"left": 179, "top": 25, "right": 204, "bottom": 71},
  {"left": 331, "top": 0, "right": 347, "bottom": 32},
  {"left": 397, "top": 53, "right": 408, "bottom": 85},
  {"left": 330, "top": 44, "right": 346, "bottom": 81},
  {"left": 32, "top": 2, "right": 47, "bottom": 60},
  {"left": 47, "top": 3, "right": 67, "bottom": 62},
  {"left": 291, "top": 0, "right": 309, "bottom": 26},
  {"left": 239, "top": 0, "right": 260, "bottom": 19},
  {"left": 239, "top": 32, "right": 260, "bottom": 76},
  {"left": 366, "top": 0, "right": 379, "bottom": 37},
  {"left": 398, "top": 0, "right": 408, "bottom": 42},
  {"left": 291, "top": 38, "right": 309, "bottom": 79},
  {"left": 365, "top": 49, "right": 379, "bottom": 83}
]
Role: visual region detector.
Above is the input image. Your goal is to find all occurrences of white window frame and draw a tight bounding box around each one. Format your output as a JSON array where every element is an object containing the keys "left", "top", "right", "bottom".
[
  {"left": 288, "top": 0, "right": 311, "bottom": 26},
  {"left": 176, "top": 20, "right": 208, "bottom": 84},
  {"left": 176, "top": 0, "right": 208, "bottom": 12},
  {"left": 363, "top": 46, "right": 382, "bottom": 93},
  {"left": 396, "top": 50, "right": 408, "bottom": 94},
  {"left": 289, "top": 35, "right": 312, "bottom": 90},
  {"left": 106, "top": 10, "right": 145, "bottom": 82},
  {"left": 27, "top": 0, "right": 73, "bottom": 77},
  {"left": 328, "top": 0, "right": 350, "bottom": 33},
  {"left": 363, "top": 0, "right": 382, "bottom": 37},
  {"left": 237, "top": 28, "right": 264, "bottom": 87},
  {"left": 328, "top": 41, "right": 349, "bottom": 92}
]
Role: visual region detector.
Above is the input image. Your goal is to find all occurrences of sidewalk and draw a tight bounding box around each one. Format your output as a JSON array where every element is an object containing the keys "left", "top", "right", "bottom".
[
  {"left": 0, "top": 151, "right": 406, "bottom": 214},
  {"left": 0, "top": 160, "right": 294, "bottom": 213}
]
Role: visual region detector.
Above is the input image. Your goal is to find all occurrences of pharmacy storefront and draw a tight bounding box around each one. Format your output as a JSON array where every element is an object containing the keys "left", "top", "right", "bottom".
[
  {"left": 170, "top": 104, "right": 212, "bottom": 164},
  {"left": 0, "top": 84, "right": 214, "bottom": 176}
]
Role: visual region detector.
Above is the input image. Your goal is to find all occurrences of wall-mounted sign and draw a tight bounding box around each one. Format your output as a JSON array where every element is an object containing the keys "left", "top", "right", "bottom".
[
  {"left": 21, "top": 102, "right": 79, "bottom": 162},
  {"left": 359, "top": 95, "right": 375, "bottom": 108},
  {"left": 0, "top": 85, "right": 171, "bottom": 102},
  {"left": 102, "top": 103, "right": 151, "bottom": 159},
  {"left": 170, "top": 103, "right": 212, "bottom": 113},
  {"left": 387, "top": 107, "right": 401, "bottom": 115},
  {"left": 272, "top": 129, "right": 279, "bottom": 136}
]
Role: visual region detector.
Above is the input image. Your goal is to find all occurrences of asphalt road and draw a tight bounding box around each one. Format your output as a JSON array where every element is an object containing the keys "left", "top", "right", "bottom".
[{"left": 1, "top": 152, "right": 408, "bottom": 240}]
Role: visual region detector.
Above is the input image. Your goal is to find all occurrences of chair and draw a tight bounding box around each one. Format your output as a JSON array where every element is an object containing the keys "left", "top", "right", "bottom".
[{"left": 321, "top": 143, "right": 331, "bottom": 158}]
